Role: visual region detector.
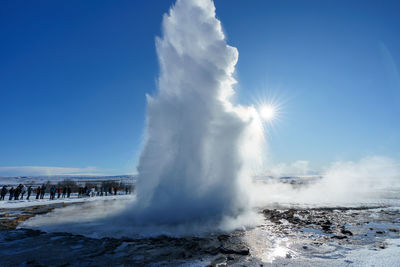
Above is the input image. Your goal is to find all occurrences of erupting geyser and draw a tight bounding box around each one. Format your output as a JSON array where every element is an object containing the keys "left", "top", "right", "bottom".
[{"left": 132, "top": 0, "right": 265, "bottom": 225}]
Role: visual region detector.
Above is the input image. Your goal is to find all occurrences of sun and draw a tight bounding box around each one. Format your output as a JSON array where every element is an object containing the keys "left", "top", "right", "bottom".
[
  {"left": 253, "top": 91, "right": 285, "bottom": 127},
  {"left": 259, "top": 104, "right": 276, "bottom": 121}
]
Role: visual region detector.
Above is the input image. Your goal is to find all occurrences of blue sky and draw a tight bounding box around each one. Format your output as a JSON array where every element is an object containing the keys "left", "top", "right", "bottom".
[{"left": 1, "top": 0, "right": 399, "bottom": 176}]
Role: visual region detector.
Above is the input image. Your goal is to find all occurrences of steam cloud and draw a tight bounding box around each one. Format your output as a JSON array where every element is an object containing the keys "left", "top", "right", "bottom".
[
  {"left": 22, "top": 0, "right": 266, "bottom": 236},
  {"left": 130, "top": 0, "right": 264, "bottom": 225},
  {"left": 252, "top": 156, "right": 400, "bottom": 207}
]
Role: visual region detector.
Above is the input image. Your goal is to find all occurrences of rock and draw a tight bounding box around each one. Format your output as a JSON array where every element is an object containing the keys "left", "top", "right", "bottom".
[
  {"left": 204, "top": 246, "right": 220, "bottom": 255},
  {"left": 217, "top": 235, "right": 230, "bottom": 242},
  {"left": 321, "top": 225, "right": 331, "bottom": 232},
  {"left": 219, "top": 244, "right": 249, "bottom": 255},
  {"left": 341, "top": 229, "right": 353, "bottom": 236},
  {"left": 376, "top": 231, "right": 385, "bottom": 234},
  {"left": 375, "top": 242, "right": 387, "bottom": 249},
  {"left": 331, "top": 235, "right": 347, "bottom": 239},
  {"left": 209, "top": 255, "right": 227, "bottom": 266}
]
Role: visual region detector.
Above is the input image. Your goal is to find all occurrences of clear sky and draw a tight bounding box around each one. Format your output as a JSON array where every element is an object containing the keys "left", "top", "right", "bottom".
[{"left": 1, "top": 0, "right": 399, "bottom": 176}]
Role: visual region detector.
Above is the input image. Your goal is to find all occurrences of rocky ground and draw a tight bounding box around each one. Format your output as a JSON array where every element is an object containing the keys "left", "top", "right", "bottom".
[
  {"left": 0, "top": 203, "right": 67, "bottom": 230},
  {"left": 245, "top": 206, "right": 400, "bottom": 265},
  {"left": 0, "top": 202, "right": 399, "bottom": 266}
]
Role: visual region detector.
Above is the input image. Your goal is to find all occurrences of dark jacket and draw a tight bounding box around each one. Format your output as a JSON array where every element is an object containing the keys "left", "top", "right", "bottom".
[{"left": 1, "top": 186, "right": 7, "bottom": 196}]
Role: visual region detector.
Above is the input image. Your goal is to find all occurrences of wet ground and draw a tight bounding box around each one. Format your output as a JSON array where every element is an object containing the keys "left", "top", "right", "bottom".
[
  {"left": 245, "top": 205, "right": 400, "bottom": 265},
  {"left": 1, "top": 201, "right": 399, "bottom": 266}
]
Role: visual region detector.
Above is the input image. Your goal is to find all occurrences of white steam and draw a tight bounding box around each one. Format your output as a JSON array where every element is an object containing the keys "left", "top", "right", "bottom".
[
  {"left": 129, "top": 0, "right": 264, "bottom": 224},
  {"left": 251, "top": 156, "right": 400, "bottom": 207},
  {"left": 268, "top": 160, "right": 312, "bottom": 177},
  {"left": 310, "top": 156, "right": 400, "bottom": 202},
  {"left": 22, "top": 0, "right": 266, "bottom": 236}
]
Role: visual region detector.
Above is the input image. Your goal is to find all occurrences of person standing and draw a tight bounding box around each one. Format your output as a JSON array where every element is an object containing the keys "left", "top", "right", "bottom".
[
  {"left": 50, "top": 186, "right": 56, "bottom": 200},
  {"left": 40, "top": 185, "right": 46, "bottom": 199},
  {"left": 67, "top": 187, "right": 71, "bottom": 198},
  {"left": 9, "top": 187, "right": 15, "bottom": 200},
  {"left": 57, "top": 187, "right": 61, "bottom": 198},
  {"left": 20, "top": 185, "right": 27, "bottom": 200},
  {"left": 62, "top": 187, "right": 66, "bottom": 198},
  {"left": 14, "top": 186, "right": 21, "bottom": 200},
  {"left": 84, "top": 186, "right": 88, "bottom": 197},
  {"left": 36, "top": 186, "right": 41, "bottom": 199},
  {"left": 0, "top": 186, "right": 7, "bottom": 200},
  {"left": 90, "top": 187, "right": 95, "bottom": 197},
  {"left": 27, "top": 186, "right": 32, "bottom": 200}
]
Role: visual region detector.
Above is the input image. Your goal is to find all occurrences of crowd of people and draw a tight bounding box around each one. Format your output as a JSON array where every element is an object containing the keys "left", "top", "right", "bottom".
[
  {"left": 0, "top": 183, "right": 133, "bottom": 202},
  {"left": 76, "top": 185, "right": 131, "bottom": 197}
]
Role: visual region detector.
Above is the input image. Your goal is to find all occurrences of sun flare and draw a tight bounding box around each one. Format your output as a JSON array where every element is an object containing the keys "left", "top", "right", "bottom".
[{"left": 259, "top": 104, "right": 276, "bottom": 121}]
